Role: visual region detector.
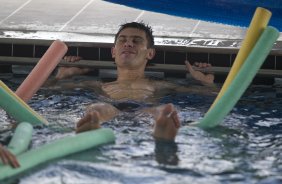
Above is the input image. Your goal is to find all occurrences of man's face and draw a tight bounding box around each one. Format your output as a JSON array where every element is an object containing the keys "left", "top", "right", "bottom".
[{"left": 111, "top": 28, "right": 155, "bottom": 69}]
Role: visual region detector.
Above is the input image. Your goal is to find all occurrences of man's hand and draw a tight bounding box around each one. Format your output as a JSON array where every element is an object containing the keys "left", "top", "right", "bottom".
[
  {"left": 54, "top": 56, "right": 91, "bottom": 80},
  {"left": 0, "top": 144, "right": 20, "bottom": 168},
  {"left": 185, "top": 60, "right": 214, "bottom": 85},
  {"left": 63, "top": 56, "right": 82, "bottom": 62}
]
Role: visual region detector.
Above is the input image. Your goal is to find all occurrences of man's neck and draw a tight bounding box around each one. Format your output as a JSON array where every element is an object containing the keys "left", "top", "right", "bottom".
[{"left": 117, "top": 68, "right": 145, "bottom": 82}]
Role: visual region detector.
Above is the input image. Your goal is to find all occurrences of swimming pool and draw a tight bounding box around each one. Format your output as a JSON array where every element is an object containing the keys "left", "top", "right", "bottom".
[{"left": 1, "top": 76, "right": 282, "bottom": 184}]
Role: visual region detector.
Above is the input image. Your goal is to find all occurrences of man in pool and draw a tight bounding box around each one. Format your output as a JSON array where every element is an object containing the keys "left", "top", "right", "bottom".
[
  {"left": 0, "top": 22, "right": 215, "bottom": 168},
  {"left": 55, "top": 22, "right": 215, "bottom": 138}
]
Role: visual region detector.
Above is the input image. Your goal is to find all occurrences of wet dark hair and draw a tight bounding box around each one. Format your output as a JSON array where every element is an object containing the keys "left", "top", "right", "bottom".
[{"left": 114, "top": 22, "right": 155, "bottom": 48}]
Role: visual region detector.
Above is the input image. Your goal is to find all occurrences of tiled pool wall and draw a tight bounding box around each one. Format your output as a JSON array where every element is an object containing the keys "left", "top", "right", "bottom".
[{"left": 0, "top": 41, "right": 281, "bottom": 84}]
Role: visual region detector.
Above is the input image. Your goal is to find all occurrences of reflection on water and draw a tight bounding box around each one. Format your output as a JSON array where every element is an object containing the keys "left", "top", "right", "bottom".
[
  {"left": 1, "top": 78, "right": 282, "bottom": 184},
  {"left": 154, "top": 140, "right": 179, "bottom": 166}
]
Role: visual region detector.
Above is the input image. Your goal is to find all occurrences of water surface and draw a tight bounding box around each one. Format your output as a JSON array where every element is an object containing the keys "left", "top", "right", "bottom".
[{"left": 1, "top": 77, "right": 282, "bottom": 184}]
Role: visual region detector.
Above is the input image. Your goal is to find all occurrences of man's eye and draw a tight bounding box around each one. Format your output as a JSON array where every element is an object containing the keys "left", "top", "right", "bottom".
[
  {"left": 117, "top": 38, "right": 126, "bottom": 43},
  {"left": 133, "top": 38, "right": 143, "bottom": 44}
]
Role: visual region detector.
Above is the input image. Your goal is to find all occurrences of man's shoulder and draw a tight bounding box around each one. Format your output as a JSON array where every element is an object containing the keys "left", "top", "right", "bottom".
[
  {"left": 81, "top": 80, "right": 103, "bottom": 88},
  {"left": 150, "top": 79, "right": 177, "bottom": 89}
]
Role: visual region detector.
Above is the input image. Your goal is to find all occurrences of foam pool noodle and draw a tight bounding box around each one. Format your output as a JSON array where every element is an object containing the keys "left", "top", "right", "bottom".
[
  {"left": 209, "top": 7, "right": 271, "bottom": 110},
  {"left": 0, "top": 128, "right": 115, "bottom": 180},
  {"left": 7, "top": 122, "right": 33, "bottom": 155},
  {"left": 15, "top": 40, "right": 68, "bottom": 102},
  {"left": 0, "top": 81, "right": 48, "bottom": 125},
  {"left": 197, "top": 26, "right": 279, "bottom": 129}
]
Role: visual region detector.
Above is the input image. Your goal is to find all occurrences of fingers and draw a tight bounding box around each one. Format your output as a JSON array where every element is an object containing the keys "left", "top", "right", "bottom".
[
  {"left": 193, "top": 62, "right": 211, "bottom": 68},
  {"left": 185, "top": 60, "right": 212, "bottom": 68},
  {"left": 155, "top": 103, "right": 180, "bottom": 129},
  {"left": 0, "top": 145, "right": 20, "bottom": 168},
  {"left": 185, "top": 60, "right": 194, "bottom": 73},
  {"left": 185, "top": 60, "right": 191, "bottom": 67},
  {"left": 63, "top": 56, "right": 82, "bottom": 62},
  {"left": 171, "top": 111, "right": 181, "bottom": 128},
  {"left": 76, "top": 122, "right": 92, "bottom": 133},
  {"left": 7, "top": 152, "right": 20, "bottom": 168},
  {"left": 76, "top": 113, "right": 92, "bottom": 129},
  {"left": 76, "top": 121, "right": 101, "bottom": 133},
  {"left": 0, "top": 146, "right": 9, "bottom": 165},
  {"left": 76, "top": 112, "right": 101, "bottom": 133}
]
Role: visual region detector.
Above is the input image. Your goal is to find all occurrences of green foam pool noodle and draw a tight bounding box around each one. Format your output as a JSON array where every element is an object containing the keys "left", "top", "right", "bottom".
[
  {"left": 0, "top": 81, "right": 48, "bottom": 125},
  {"left": 209, "top": 7, "right": 271, "bottom": 109},
  {"left": 7, "top": 122, "right": 33, "bottom": 155},
  {"left": 0, "top": 128, "right": 115, "bottom": 180},
  {"left": 197, "top": 26, "right": 279, "bottom": 129}
]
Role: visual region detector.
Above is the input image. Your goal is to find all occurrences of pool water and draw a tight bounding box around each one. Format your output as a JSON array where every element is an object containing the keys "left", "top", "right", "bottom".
[{"left": 1, "top": 76, "right": 282, "bottom": 184}]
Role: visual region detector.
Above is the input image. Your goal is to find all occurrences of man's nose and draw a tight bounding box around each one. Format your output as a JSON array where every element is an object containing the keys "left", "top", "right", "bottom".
[{"left": 124, "top": 40, "right": 133, "bottom": 47}]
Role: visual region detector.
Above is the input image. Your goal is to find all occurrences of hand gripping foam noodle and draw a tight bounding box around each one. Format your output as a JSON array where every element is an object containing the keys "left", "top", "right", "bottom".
[
  {"left": 0, "top": 128, "right": 115, "bottom": 180},
  {"left": 15, "top": 40, "right": 68, "bottom": 102}
]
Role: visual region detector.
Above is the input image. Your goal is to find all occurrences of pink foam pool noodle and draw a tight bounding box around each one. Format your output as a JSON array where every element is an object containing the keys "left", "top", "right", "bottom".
[{"left": 16, "top": 40, "right": 68, "bottom": 102}]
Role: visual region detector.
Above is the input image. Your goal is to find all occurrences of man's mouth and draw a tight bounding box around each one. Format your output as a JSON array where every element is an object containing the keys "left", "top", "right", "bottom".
[{"left": 121, "top": 51, "right": 135, "bottom": 55}]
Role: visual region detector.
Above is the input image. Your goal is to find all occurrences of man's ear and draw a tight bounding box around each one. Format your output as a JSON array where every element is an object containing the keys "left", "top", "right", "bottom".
[
  {"left": 147, "top": 48, "right": 156, "bottom": 60},
  {"left": 111, "top": 47, "right": 116, "bottom": 58}
]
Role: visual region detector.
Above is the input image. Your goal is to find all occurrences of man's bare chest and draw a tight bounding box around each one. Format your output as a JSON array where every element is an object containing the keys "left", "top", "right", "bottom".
[{"left": 101, "top": 81, "right": 155, "bottom": 101}]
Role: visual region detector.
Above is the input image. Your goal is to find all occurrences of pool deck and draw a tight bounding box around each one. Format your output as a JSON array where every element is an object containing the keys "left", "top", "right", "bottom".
[{"left": 0, "top": 0, "right": 281, "bottom": 46}]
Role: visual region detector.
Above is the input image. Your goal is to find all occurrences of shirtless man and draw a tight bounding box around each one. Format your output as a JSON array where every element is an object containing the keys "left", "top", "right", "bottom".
[
  {"left": 56, "top": 22, "right": 215, "bottom": 139},
  {"left": 0, "top": 22, "right": 214, "bottom": 168}
]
